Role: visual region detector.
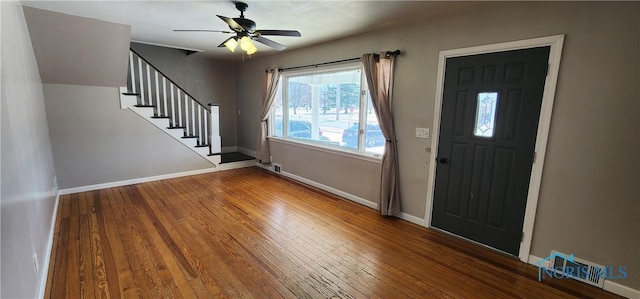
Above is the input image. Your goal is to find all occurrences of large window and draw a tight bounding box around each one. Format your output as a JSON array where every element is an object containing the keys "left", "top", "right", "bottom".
[{"left": 271, "top": 63, "right": 385, "bottom": 156}]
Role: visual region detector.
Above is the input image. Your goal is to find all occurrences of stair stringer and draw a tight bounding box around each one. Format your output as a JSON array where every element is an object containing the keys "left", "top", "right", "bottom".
[{"left": 118, "top": 88, "right": 221, "bottom": 167}]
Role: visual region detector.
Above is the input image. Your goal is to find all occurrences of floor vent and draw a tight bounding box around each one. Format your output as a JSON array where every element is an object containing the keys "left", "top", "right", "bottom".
[
  {"left": 273, "top": 164, "right": 282, "bottom": 174},
  {"left": 550, "top": 251, "right": 606, "bottom": 288}
]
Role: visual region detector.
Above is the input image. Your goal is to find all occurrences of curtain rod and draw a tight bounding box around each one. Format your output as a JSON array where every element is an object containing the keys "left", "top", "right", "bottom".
[{"left": 269, "top": 49, "right": 401, "bottom": 73}]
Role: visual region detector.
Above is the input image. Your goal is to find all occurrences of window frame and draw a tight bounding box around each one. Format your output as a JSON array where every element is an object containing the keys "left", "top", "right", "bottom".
[{"left": 268, "top": 62, "right": 383, "bottom": 159}]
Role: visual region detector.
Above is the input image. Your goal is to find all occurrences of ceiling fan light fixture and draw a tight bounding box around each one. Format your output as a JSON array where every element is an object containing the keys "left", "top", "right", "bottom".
[
  {"left": 239, "top": 36, "right": 254, "bottom": 51},
  {"left": 224, "top": 37, "right": 238, "bottom": 52},
  {"left": 246, "top": 44, "right": 258, "bottom": 55}
]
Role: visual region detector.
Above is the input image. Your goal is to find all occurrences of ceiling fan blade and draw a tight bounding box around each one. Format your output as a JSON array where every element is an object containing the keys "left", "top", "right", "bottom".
[
  {"left": 217, "top": 15, "right": 244, "bottom": 32},
  {"left": 173, "top": 29, "right": 232, "bottom": 33},
  {"left": 253, "top": 36, "right": 287, "bottom": 51},
  {"left": 217, "top": 37, "right": 236, "bottom": 48},
  {"left": 255, "top": 30, "right": 301, "bottom": 37}
]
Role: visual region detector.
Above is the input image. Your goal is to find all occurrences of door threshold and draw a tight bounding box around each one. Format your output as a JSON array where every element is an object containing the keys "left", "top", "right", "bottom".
[{"left": 429, "top": 226, "right": 519, "bottom": 260}]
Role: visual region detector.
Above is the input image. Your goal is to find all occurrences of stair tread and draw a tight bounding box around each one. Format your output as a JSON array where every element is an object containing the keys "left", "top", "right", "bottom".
[
  {"left": 167, "top": 126, "right": 186, "bottom": 129},
  {"left": 194, "top": 144, "right": 210, "bottom": 148},
  {"left": 151, "top": 116, "right": 170, "bottom": 119},
  {"left": 182, "top": 135, "right": 199, "bottom": 139},
  {"left": 122, "top": 92, "right": 139, "bottom": 96},
  {"left": 135, "top": 104, "right": 156, "bottom": 108}
]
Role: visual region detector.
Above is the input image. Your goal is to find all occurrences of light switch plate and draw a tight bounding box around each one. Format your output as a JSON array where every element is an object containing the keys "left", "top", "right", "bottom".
[{"left": 416, "top": 128, "right": 430, "bottom": 139}]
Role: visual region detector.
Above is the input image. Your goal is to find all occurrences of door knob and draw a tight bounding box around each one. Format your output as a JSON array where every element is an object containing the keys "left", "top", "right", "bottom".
[{"left": 439, "top": 158, "right": 448, "bottom": 164}]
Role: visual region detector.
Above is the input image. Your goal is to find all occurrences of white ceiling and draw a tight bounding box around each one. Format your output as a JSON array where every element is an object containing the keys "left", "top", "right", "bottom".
[{"left": 21, "top": 1, "right": 471, "bottom": 59}]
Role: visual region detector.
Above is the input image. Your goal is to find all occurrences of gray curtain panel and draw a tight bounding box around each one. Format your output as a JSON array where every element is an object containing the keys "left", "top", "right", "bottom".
[
  {"left": 256, "top": 68, "right": 280, "bottom": 163},
  {"left": 362, "top": 53, "right": 400, "bottom": 216}
]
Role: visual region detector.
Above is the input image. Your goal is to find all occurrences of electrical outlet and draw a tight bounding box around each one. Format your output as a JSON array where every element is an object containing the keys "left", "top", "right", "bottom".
[
  {"left": 33, "top": 253, "right": 39, "bottom": 273},
  {"left": 416, "top": 128, "right": 430, "bottom": 139}
]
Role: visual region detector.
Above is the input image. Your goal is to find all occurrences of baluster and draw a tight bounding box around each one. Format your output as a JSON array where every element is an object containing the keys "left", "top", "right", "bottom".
[
  {"left": 194, "top": 105, "right": 203, "bottom": 145},
  {"left": 151, "top": 69, "right": 160, "bottom": 116},
  {"left": 190, "top": 98, "right": 195, "bottom": 137},
  {"left": 162, "top": 78, "right": 168, "bottom": 117},
  {"left": 203, "top": 108, "right": 209, "bottom": 146},
  {"left": 201, "top": 109, "right": 206, "bottom": 146},
  {"left": 188, "top": 97, "right": 194, "bottom": 137},
  {"left": 203, "top": 106, "right": 207, "bottom": 146},
  {"left": 149, "top": 71, "right": 159, "bottom": 116},
  {"left": 183, "top": 95, "right": 189, "bottom": 136},
  {"left": 197, "top": 104, "right": 200, "bottom": 140},
  {"left": 182, "top": 96, "right": 188, "bottom": 134},
  {"left": 184, "top": 96, "right": 189, "bottom": 135},
  {"left": 170, "top": 84, "right": 176, "bottom": 126},
  {"left": 177, "top": 91, "right": 183, "bottom": 130},
  {"left": 202, "top": 108, "right": 211, "bottom": 148},
  {"left": 137, "top": 56, "right": 144, "bottom": 105},
  {"left": 145, "top": 64, "right": 152, "bottom": 106},
  {"left": 129, "top": 51, "right": 136, "bottom": 93}
]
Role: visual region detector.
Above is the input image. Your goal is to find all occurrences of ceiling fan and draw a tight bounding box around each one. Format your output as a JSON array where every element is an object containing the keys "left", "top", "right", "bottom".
[{"left": 174, "top": 1, "right": 301, "bottom": 54}]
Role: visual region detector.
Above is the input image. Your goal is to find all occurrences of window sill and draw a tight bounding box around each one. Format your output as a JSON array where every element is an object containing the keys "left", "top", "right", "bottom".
[{"left": 268, "top": 136, "right": 382, "bottom": 163}]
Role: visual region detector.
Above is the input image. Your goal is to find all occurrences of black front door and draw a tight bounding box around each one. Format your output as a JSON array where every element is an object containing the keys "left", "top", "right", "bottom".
[{"left": 431, "top": 47, "right": 550, "bottom": 255}]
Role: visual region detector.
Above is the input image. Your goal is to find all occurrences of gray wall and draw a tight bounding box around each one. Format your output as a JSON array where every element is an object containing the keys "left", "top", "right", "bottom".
[
  {"left": 236, "top": 2, "right": 639, "bottom": 289},
  {"left": 21, "top": 8, "right": 216, "bottom": 191},
  {"left": 130, "top": 42, "right": 238, "bottom": 148},
  {"left": 44, "top": 84, "right": 213, "bottom": 190},
  {"left": 1, "top": 1, "right": 58, "bottom": 298},
  {"left": 23, "top": 6, "right": 131, "bottom": 87},
  {"left": 270, "top": 141, "right": 381, "bottom": 203}
]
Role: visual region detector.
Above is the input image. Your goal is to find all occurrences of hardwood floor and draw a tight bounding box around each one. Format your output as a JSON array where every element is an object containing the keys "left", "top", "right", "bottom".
[{"left": 45, "top": 167, "right": 622, "bottom": 298}]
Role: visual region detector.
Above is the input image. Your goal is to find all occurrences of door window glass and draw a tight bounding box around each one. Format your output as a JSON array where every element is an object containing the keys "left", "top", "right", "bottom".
[{"left": 473, "top": 92, "right": 498, "bottom": 138}]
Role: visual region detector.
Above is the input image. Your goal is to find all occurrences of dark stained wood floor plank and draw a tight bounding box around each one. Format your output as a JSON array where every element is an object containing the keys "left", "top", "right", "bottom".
[
  {"left": 102, "top": 188, "right": 137, "bottom": 298},
  {"left": 157, "top": 177, "right": 284, "bottom": 298},
  {"left": 143, "top": 181, "right": 254, "bottom": 298},
  {"left": 78, "top": 194, "right": 96, "bottom": 299},
  {"left": 109, "top": 187, "right": 153, "bottom": 299},
  {"left": 45, "top": 167, "right": 624, "bottom": 299},
  {"left": 65, "top": 194, "right": 81, "bottom": 299},
  {"left": 219, "top": 189, "right": 397, "bottom": 298},
  {"left": 87, "top": 191, "right": 113, "bottom": 299}
]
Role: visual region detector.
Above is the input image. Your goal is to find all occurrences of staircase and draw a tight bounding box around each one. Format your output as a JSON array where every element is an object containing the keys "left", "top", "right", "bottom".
[{"left": 119, "top": 49, "right": 221, "bottom": 166}]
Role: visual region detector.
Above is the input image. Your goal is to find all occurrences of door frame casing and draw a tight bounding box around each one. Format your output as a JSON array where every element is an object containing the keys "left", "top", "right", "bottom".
[{"left": 424, "top": 35, "right": 565, "bottom": 262}]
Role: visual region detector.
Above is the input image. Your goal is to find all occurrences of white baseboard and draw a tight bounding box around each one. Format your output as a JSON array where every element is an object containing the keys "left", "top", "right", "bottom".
[
  {"left": 604, "top": 280, "right": 640, "bottom": 299},
  {"left": 256, "top": 162, "right": 273, "bottom": 171},
  {"left": 529, "top": 255, "right": 639, "bottom": 299},
  {"left": 38, "top": 190, "right": 60, "bottom": 299},
  {"left": 398, "top": 212, "right": 426, "bottom": 226},
  {"left": 237, "top": 146, "right": 256, "bottom": 158},
  {"left": 59, "top": 167, "right": 216, "bottom": 195},
  {"left": 217, "top": 160, "right": 259, "bottom": 171},
  {"left": 258, "top": 164, "right": 426, "bottom": 222},
  {"left": 528, "top": 255, "right": 550, "bottom": 268},
  {"left": 271, "top": 169, "right": 378, "bottom": 210}
]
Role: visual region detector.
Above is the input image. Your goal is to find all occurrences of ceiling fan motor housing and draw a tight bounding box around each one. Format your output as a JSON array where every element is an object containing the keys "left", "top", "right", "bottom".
[{"left": 233, "top": 18, "right": 256, "bottom": 32}]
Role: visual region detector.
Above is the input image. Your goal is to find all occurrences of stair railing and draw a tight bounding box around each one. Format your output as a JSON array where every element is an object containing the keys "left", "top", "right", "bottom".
[{"left": 127, "top": 49, "right": 214, "bottom": 152}]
